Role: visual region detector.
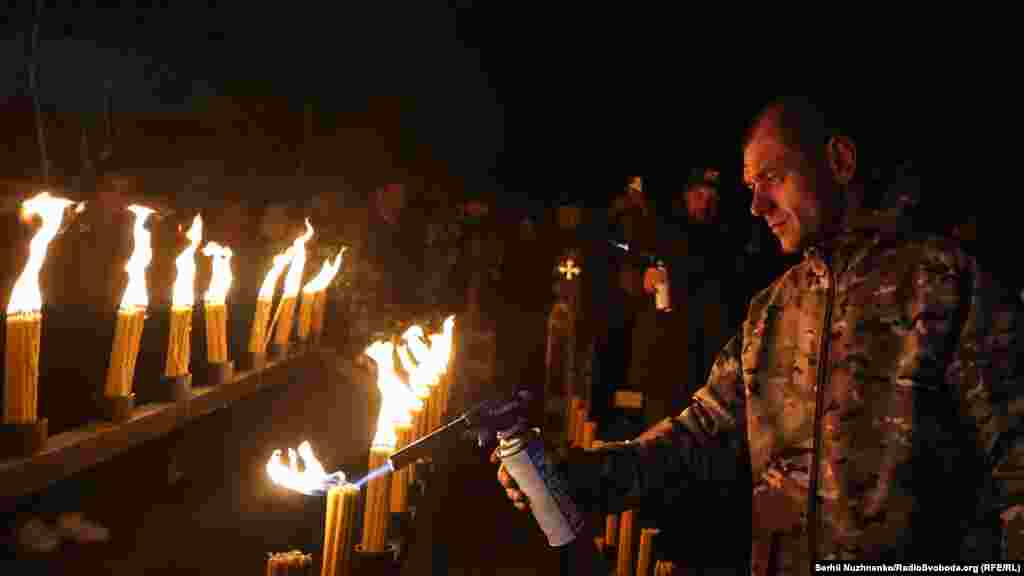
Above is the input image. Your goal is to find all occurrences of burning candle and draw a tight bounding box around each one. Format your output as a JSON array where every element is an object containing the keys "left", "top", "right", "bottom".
[
  {"left": 388, "top": 424, "right": 412, "bottom": 515},
  {"left": 426, "top": 316, "right": 455, "bottom": 420},
  {"left": 396, "top": 337, "right": 430, "bottom": 485},
  {"left": 202, "top": 242, "right": 233, "bottom": 367},
  {"left": 616, "top": 509, "right": 638, "bottom": 576},
  {"left": 265, "top": 550, "right": 313, "bottom": 575},
  {"left": 270, "top": 221, "right": 314, "bottom": 354},
  {"left": 300, "top": 249, "right": 344, "bottom": 344},
  {"left": 582, "top": 421, "right": 597, "bottom": 449},
  {"left": 4, "top": 192, "right": 75, "bottom": 425},
  {"left": 636, "top": 527, "right": 661, "bottom": 576},
  {"left": 165, "top": 215, "right": 202, "bottom": 379},
  {"left": 249, "top": 250, "right": 293, "bottom": 355},
  {"left": 363, "top": 340, "right": 418, "bottom": 553},
  {"left": 105, "top": 206, "right": 154, "bottom": 400},
  {"left": 321, "top": 484, "right": 359, "bottom": 576},
  {"left": 265, "top": 441, "right": 352, "bottom": 576}
]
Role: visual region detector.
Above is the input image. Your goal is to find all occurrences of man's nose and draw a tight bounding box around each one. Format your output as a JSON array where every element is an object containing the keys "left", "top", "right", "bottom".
[{"left": 750, "top": 190, "right": 773, "bottom": 218}]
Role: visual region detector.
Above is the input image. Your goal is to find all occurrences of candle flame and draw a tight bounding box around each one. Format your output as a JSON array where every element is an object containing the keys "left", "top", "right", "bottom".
[
  {"left": 400, "top": 325, "right": 438, "bottom": 393},
  {"left": 171, "top": 215, "right": 203, "bottom": 308},
  {"left": 266, "top": 440, "right": 347, "bottom": 496},
  {"left": 365, "top": 341, "right": 420, "bottom": 450},
  {"left": 301, "top": 248, "right": 345, "bottom": 294},
  {"left": 281, "top": 219, "right": 314, "bottom": 299},
  {"left": 427, "top": 316, "right": 455, "bottom": 375},
  {"left": 6, "top": 192, "right": 76, "bottom": 315},
  {"left": 202, "top": 242, "right": 233, "bottom": 305},
  {"left": 257, "top": 250, "right": 293, "bottom": 302},
  {"left": 396, "top": 342, "right": 431, "bottom": 400},
  {"left": 119, "top": 205, "right": 155, "bottom": 311}
]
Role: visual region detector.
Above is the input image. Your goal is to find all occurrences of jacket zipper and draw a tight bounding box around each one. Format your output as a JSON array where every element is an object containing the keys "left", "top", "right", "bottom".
[{"left": 808, "top": 258, "right": 835, "bottom": 570}]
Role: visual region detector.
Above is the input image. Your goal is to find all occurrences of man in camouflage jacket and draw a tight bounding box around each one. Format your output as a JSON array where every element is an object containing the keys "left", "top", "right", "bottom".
[{"left": 497, "top": 98, "right": 1022, "bottom": 574}]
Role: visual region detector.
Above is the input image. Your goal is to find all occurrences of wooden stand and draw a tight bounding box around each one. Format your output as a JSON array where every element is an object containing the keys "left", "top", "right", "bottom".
[
  {"left": 157, "top": 374, "right": 192, "bottom": 403},
  {"left": 206, "top": 361, "right": 234, "bottom": 387},
  {"left": 0, "top": 418, "right": 47, "bottom": 459},
  {"left": 96, "top": 393, "right": 135, "bottom": 423},
  {"left": 270, "top": 342, "right": 290, "bottom": 362},
  {"left": 352, "top": 544, "right": 398, "bottom": 576},
  {"left": 244, "top": 350, "right": 267, "bottom": 371}
]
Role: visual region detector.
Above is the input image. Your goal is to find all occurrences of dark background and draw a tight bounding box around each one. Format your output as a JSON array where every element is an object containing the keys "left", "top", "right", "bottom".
[{"left": 0, "top": 5, "right": 930, "bottom": 210}]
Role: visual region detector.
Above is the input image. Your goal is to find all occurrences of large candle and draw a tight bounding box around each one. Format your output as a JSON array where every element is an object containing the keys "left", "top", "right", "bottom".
[
  {"left": 270, "top": 220, "right": 313, "bottom": 350},
  {"left": 165, "top": 215, "right": 202, "bottom": 378},
  {"left": 105, "top": 205, "right": 154, "bottom": 398},
  {"left": 202, "top": 242, "right": 233, "bottom": 365},
  {"left": 249, "top": 251, "right": 292, "bottom": 354},
  {"left": 321, "top": 484, "right": 358, "bottom": 576},
  {"left": 4, "top": 193, "right": 71, "bottom": 424}
]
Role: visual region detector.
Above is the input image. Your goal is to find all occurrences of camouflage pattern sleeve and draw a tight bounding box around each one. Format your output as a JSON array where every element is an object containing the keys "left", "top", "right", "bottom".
[
  {"left": 567, "top": 332, "right": 746, "bottom": 514},
  {"left": 949, "top": 254, "right": 1024, "bottom": 501}
]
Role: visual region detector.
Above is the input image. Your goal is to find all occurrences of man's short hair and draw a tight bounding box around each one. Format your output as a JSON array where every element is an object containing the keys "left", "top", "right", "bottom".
[{"left": 743, "top": 96, "right": 841, "bottom": 160}]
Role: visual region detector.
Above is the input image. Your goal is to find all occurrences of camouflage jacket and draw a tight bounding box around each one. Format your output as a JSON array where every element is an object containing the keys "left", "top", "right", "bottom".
[{"left": 574, "top": 210, "right": 1022, "bottom": 573}]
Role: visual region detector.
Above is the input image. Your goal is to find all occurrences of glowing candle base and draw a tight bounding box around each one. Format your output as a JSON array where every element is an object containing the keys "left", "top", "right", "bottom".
[
  {"left": 266, "top": 550, "right": 313, "bottom": 575},
  {"left": 105, "top": 308, "right": 146, "bottom": 400},
  {"left": 360, "top": 448, "right": 393, "bottom": 553},
  {"left": 321, "top": 484, "right": 358, "bottom": 576},
  {"left": 5, "top": 313, "right": 42, "bottom": 426},
  {"left": 273, "top": 297, "right": 297, "bottom": 352},
  {"left": 311, "top": 291, "right": 327, "bottom": 344}
]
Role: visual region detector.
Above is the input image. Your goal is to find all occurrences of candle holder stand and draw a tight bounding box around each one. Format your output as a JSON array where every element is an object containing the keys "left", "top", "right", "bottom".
[
  {"left": 96, "top": 393, "right": 135, "bottom": 423},
  {"left": 156, "top": 374, "right": 192, "bottom": 403},
  {"left": 270, "top": 342, "right": 290, "bottom": 362},
  {"left": 243, "top": 351, "right": 266, "bottom": 371},
  {"left": 206, "top": 361, "right": 234, "bottom": 387},
  {"left": 0, "top": 419, "right": 48, "bottom": 459}
]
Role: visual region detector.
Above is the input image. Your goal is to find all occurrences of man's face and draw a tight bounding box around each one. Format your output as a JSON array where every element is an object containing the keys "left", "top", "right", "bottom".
[
  {"left": 686, "top": 184, "right": 719, "bottom": 224},
  {"left": 743, "top": 118, "right": 832, "bottom": 254}
]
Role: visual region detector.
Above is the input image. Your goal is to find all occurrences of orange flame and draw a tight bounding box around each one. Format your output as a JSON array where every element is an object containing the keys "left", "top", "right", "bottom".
[
  {"left": 201, "top": 242, "right": 233, "bottom": 305},
  {"left": 7, "top": 192, "right": 76, "bottom": 315},
  {"left": 171, "top": 215, "right": 203, "bottom": 308},
  {"left": 119, "top": 205, "right": 155, "bottom": 311},
  {"left": 427, "top": 316, "right": 455, "bottom": 376},
  {"left": 302, "top": 248, "right": 345, "bottom": 294},
  {"left": 257, "top": 250, "right": 293, "bottom": 302},
  {"left": 281, "top": 219, "right": 314, "bottom": 299},
  {"left": 266, "top": 440, "right": 346, "bottom": 495},
  {"left": 365, "top": 341, "right": 420, "bottom": 450},
  {"left": 400, "top": 325, "right": 438, "bottom": 394}
]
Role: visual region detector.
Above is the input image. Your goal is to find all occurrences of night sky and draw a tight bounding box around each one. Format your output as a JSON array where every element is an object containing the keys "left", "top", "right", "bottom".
[{"left": 1, "top": 5, "right": 927, "bottom": 213}]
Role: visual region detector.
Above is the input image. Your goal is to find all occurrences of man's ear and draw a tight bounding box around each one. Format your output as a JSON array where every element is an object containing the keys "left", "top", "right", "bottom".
[{"left": 826, "top": 135, "right": 857, "bottom": 185}]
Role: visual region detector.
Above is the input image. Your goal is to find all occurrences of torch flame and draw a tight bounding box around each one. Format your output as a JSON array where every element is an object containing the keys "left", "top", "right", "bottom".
[
  {"left": 119, "top": 205, "right": 155, "bottom": 311},
  {"left": 257, "top": 250, "right": 293, "bottom": 302},
  {"left": 302, "top": 248, "right": 345, "bottom": 294},
  {"left": 266, "top": 440, "right": 346, "bottom": 496},
  {"left": 365, "top": 341, "right": 420, "bottom": 450},
  {"left": 396, "top": 342, "right": 431, "bottom": 400},
  {"left": 281, "top": 219, "right": 314, "bottom": 299},
  {"left": 201, "top": 242, "right": 233, "bottom": 304},
  {"left": 6, "top": 192, "right": 76, "bottom": 315},
  {"left": 171, "top": 215, "right": 203, "bottom": 308}
]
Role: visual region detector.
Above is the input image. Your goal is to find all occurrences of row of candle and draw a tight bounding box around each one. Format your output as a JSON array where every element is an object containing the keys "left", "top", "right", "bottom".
[{"left": 2, "top": 192, "right": 344, "bottom": 434}]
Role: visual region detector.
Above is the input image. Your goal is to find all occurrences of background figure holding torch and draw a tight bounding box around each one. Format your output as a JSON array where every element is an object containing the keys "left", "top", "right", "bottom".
[
  {"left": 248, "top": 250, "right": 292, "bottom": 370},
  {"left": 202, "top": 242, "right": 233, "bottom": 385},
  {"left": 270, "top": 220, "right": 314, "bottom": 359},
  {"left": 2, "top": 192, "right": 76, "bottom": 457},
  {"left": 103, "top": 205, "right": 154, "bottom": 422},
  {"left": 163, "top": 215, "right": 202, "bottom": 401}
]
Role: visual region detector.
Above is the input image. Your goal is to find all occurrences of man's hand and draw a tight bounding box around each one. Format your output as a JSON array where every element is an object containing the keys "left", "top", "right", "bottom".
[{"left": 491, "top": 448, "right": 530, "bottom": 512}]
